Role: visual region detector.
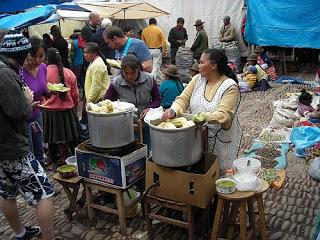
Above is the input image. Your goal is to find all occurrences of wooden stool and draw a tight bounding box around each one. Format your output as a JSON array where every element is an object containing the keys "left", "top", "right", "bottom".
[
  {"left": 53, "top": 173, "right": 84, "bottom": 220},
  {"left": 211, "top": 179, "right": 269, "bottom": 240},
  {"left": 144, "top": 193, "right": 195, "bottom": 240},
  {"left": 84, "top": 179, "right": 141, "bottom": 235}
]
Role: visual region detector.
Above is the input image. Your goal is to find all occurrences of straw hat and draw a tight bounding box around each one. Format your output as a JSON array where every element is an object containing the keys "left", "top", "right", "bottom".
[
  {"left": 164, "top": 65, "right": 179, "bottom": 78},
  {"left": 194, "top": 19, "right": 205, "bottom": 26},
  {"left": 247, "top": 53, "right": 257, "bottom": 61},
  {"left": 190, "top": 63, "right": 199, "bottom": 72}
]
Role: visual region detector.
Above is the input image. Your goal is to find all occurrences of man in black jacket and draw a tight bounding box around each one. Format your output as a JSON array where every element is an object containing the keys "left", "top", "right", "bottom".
[
  {"left": 168, "top": 17, "right": 188, "bottom": 64},
  {"left": 0, "top": 30, "right": 55, "bottom": 240},
  {"left": 50, "top": 25, "right": 70, "bottom": 68},
  {"left": 81, "top": 12, "right": 101, "bottom": 42}
]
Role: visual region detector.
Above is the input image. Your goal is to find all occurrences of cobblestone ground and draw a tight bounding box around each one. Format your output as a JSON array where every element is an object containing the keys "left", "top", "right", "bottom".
[{"left": 1, "top": 73, "right": 320, "bottom": 240}]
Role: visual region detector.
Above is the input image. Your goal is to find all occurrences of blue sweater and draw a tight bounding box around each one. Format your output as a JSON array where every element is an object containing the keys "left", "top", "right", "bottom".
[{"left": 160, "top": 79, "right": 184, "bottom": 109}]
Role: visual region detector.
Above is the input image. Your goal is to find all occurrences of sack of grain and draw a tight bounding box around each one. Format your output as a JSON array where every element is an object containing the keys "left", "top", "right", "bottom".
[{"left": 175, "top": 46, "right": 194, "bottom": 83}]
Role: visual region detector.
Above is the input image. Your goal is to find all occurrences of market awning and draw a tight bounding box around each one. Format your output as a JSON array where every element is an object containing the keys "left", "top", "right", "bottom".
[
  {"left": 76, "top": 1, "right": 169, "bottom": 19},
  {"left": 0, "top": 0, "right": 72, "bottom": 13},
  {"left": 0, "top": 5, "right": 56, "bottom": 30}
]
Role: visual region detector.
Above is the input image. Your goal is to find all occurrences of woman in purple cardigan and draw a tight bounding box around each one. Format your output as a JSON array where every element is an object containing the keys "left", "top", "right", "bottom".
[{"left": 22, "top": 37, "right": 49, "bottom": 165}]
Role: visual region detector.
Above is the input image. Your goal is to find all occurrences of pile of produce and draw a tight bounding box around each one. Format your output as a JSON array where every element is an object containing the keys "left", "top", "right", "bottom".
[
  {"left": 259, "top": 168, "right": 281, "bottom": 184},
  {"left": 255, "top": 143, "right": 281, "bottom": 168},
  {"left": 156, "top": 117, "right": 195, "bottom": 129},
  {"left": 258, "top": 132, "right": 285, "bottom": 142},
  {"left": 87, "top": 100, "right": 132, "bottom": 113}
]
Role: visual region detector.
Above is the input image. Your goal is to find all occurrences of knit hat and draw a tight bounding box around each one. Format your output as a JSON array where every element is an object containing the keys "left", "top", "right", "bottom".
[
  {"left": 0, "top": 30, "right": 31, "bottom": 53},
  {"left": 248, "top": 65, "right": 257, "bottom": 74}
]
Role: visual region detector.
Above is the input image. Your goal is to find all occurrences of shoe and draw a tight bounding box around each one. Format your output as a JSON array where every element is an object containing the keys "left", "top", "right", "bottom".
[{"left": 15, "top": 226, "right": 41, "bottom": 240}]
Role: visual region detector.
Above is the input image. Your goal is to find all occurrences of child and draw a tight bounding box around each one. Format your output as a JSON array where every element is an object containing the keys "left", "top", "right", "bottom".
[
  {"left": 298, "top": 89, "right": 314, "bottom": 117},
  {"left": 239, "top": 65, "right": 257, "bottom": 90}
]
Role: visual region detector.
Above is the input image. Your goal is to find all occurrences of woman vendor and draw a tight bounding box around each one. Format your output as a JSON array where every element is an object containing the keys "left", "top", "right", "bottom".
[
  {"left": 162, "top": 48, "right": 241, "bottom": 174},
  {"left": 104, "top": 54, "right": 161, "bottom": 150}
]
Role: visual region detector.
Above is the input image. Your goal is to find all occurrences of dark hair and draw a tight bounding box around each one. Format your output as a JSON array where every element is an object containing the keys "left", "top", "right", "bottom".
[
  {"left": 203, "top": 48, "right": 238, "bottom": 83},
  {"left": 104, "top": 26, "right": 125, "bottom": 40},
  {"left": 299, "top": 89, "right": 312, "bottom": 105},
  {"left": 50, "top": 25, "right": 61, "bottom": 37},
  {"left": 124, "top": 25, "right": 134, "bottom": 33},
  {"left": 84, "top": 42, "right": 111, "bottom": 75},
  {"left": 29, "top": 37, "right": 46, "bottom": 56},
  {"left": 46, "top": 47, "right": 66, "bottom": 101},
  {"left": 121, "top": 54, "right": 143, "bottom": 71},
  {"left": 177, "top": 17, "right": 185, "bottom": 24},
  {"left": 149, "top": 18, "right": 157, "bottom": 25}
]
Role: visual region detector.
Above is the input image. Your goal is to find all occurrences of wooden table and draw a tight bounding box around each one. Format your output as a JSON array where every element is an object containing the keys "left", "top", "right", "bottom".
[
  {"left": 211, "top": 179, "right": 269, "bottom": 240},
  {"left": 53, "top": 173, "right": 85, "bottom": 220}
]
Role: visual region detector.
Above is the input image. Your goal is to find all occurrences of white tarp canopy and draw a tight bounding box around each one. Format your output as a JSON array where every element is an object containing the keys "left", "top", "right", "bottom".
[
  {"left": 76, "top": 1, "right": 169, "bottom": 19},
  {"left": 57, "top": 9, "right": 90, "bottom": 21},
  {"left": 131, "top": 0, "right": 248, "bottom": 56}
]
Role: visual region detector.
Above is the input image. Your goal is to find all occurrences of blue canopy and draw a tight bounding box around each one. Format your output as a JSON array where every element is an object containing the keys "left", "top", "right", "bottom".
[
  {"left": 0, "top": 0, "right": 72, "bottom": 13},
  {"left": 0, "top": 5, "right": 56, "bottom": 30},
  {"left": 245, "top": 0, "right": 320, "bottom": 49}
]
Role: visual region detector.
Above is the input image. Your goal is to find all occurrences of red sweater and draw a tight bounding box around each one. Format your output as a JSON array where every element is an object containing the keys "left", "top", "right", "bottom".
[{"left": 41, "top": 65, "right": 79, "bottom": 111}]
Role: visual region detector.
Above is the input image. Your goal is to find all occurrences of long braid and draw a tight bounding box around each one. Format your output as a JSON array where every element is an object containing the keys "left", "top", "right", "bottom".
[
  {"left": 55, "top": 51, "right": 66, "bottom": 100},
  {"left": 47, "top": 47, "right": 66, "bottom": 100}
]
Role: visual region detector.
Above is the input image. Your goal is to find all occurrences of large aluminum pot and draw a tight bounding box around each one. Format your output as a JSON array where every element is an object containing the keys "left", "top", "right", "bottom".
[
  {"left": 87, "top": 105, "right": 135, "bottom": 148},
  {"left": 149, "top": 119, "right": 203, "bottom": 167}
]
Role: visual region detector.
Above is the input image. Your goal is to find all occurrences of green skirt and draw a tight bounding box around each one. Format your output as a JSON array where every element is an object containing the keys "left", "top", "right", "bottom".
[{"left": 43, "top": 108, "right": 78, "bottom": 144}]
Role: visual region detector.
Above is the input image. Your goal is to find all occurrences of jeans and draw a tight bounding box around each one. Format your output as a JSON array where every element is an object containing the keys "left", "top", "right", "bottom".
[
  {"left": 170, "top": 48, "right": 178, "bottom": 64},
  {"left": 27, "top": 114, "right": 44, "bottom": 163}
]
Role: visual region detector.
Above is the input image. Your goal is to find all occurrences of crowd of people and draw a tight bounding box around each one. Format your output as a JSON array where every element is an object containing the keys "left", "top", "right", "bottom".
[{"left": 0, "top": 11, "right": 281, "bottom": 240}]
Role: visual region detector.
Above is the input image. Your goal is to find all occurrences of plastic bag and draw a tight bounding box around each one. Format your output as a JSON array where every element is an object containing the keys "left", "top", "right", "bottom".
[
  {"left": 290, "top": 127, "right": 320, "bottom": 157},
  {"left": 233, "top": 172, "right": 261, "bottom": 191},
  {"left": 144, "top": 106, "right": 164, "bottom": 124},
  {"left": 309, "top": 157, "right": 320, "bottom": 181}
]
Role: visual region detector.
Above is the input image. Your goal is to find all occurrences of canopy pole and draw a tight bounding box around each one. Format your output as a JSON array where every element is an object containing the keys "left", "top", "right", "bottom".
[{"left": 282, "top": 48, "right": 287, "bottom": 74}]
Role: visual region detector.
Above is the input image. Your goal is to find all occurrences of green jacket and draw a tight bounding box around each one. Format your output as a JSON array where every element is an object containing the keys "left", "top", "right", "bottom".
[{"left": 191, "top": 29, "right": 208, "bottom": 60}]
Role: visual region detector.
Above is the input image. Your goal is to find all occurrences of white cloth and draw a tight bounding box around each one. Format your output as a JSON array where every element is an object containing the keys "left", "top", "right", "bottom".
[
  {"left": 149, "top": 48, "right": 164, "bottom": 84},
  {"left": 189, "top": 76, "right": 242, "bottom": 173}
]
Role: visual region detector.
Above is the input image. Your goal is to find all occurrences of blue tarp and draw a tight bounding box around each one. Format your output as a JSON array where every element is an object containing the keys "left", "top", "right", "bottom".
[
  {"left": 245, "top": 0, "right": 320, "bottom": 49},
  {"left": 0, "top": 5, "right": 56, "bottom": 30},
  {"left": 0, "top": 0, "right": 72, "bottom": 13}
]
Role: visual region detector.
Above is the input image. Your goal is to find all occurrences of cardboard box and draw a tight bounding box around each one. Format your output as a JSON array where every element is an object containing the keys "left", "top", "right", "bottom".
[
  {"left": 76, "top": 141, "right": 147, "bottom": 188},
  {"left": 145, "top": 153, "right": 219, "bottom": 209}
]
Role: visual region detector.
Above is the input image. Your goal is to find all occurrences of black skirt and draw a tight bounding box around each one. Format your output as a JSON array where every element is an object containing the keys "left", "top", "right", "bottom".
[{"left": 43, "top": 108, "right": 78, "bottom": 144}]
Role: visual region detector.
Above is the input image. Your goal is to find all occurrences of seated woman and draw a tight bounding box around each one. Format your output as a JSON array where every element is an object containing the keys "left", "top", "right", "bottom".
[
  {"left": 160, "top": 65, "right": 184, "bottom": 109},
  {"left": 243, "top": 53, "right": 270, "bottom": 91},
  {"left": 298, "top": 89, "right": 314, "bottom": 117},
  {"left": 104, "top": 54, "right": 161, "bottom": 150},
  {"left": 162, "top": 48, "right": 241, "bottom": 174}
]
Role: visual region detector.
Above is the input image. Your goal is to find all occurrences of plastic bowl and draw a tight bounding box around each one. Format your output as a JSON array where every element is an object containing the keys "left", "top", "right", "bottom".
[
  {"left": 233, "top": 157, "right": 261, "bottom": 175},
  {"left": 65, "top": 156, "right": 77, "bottom": 168},
  {"left": 216, "top": 178, "right": 237, "bottom": 194}
]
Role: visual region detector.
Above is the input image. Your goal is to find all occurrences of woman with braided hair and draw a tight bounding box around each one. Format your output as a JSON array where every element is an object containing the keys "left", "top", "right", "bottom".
[
  {"left": 162, "top": 48, "right": 241, "bottom": 174},
  {"left": 41, "top": 47, "right": 79, "bottom": 166}
]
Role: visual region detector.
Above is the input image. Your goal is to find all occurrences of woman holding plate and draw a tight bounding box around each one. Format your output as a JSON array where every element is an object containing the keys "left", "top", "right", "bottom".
[{"left": 41, "top": 48, "right": 79, "bottom": 166}]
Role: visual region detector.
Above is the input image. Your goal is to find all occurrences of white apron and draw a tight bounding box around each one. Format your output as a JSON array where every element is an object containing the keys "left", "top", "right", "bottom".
[{"left": 189, "top": 76, "right": 242, "bottom": 173}]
